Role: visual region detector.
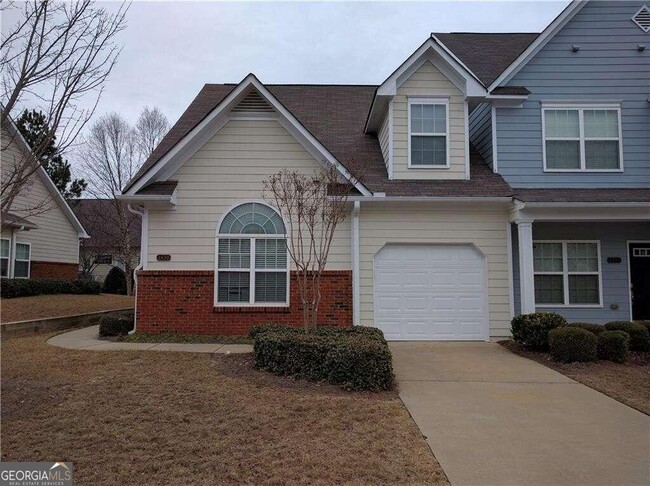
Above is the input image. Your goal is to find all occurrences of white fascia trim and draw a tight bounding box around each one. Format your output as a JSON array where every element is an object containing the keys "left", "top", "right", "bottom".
[
  {"left": 487, "top": 1, "right": 587, "bottom": 91},
  {"left": 126, "top": 74, "right": 372, "bottom": 197},
  {"left": 519, "top": 201, "right": 649, "bottom": 209},
  {"left": 376, "top": 38, "right": 486, "bottom": 98},
  {"left": 2, "top": 111, "right": 89, "bottom": 239},
  {"left": 117, "top": 193, "right": 176, "bottom": 204},
  {"left": 491, "top": 106, "right": 498, "bottom": 173},
  {"left": 346, "top": 196, "right": 512, "bottom": 204}
]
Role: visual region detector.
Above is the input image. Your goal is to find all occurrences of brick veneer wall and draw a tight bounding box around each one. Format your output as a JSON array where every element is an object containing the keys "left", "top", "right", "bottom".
[
  {"left": 30, "top": 261, "right": 79, "bottom": 280},
  {"left": 135, "top": 270, "right": 352, "bottom": 335}
]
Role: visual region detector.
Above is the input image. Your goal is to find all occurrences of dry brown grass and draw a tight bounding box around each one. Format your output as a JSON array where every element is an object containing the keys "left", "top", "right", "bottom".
[
  {"left": 500, "top": 340, "right": 650, "bottom": 415},
  {"left": 1, "top": 332, "right": 447, "bottom": 485},
  {"left": 1, "top": 294, "right": 134, "bottom": 323}
]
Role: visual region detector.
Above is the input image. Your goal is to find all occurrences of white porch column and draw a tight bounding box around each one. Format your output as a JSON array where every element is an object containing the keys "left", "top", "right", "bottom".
[
  {"left": 516, "top": 219, "right": 536, "bottom": 314},
  {"left": 351, "top": 201, "right": 360, "bottom": 326}
]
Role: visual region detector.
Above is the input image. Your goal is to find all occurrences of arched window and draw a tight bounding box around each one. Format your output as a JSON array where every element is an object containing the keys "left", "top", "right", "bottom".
[{"left": 217, "top": 203, "right": 288, "bottom": 305}]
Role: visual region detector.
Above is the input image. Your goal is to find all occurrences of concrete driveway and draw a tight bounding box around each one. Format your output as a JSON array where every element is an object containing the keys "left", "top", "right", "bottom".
[{"left": 391, "top": 342, "right": 649, "bottom": 486}]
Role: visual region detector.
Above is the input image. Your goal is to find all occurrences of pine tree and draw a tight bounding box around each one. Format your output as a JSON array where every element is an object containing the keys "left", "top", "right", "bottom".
[{"left": 16, "top": 110, "right": 87, "bottom": 199}]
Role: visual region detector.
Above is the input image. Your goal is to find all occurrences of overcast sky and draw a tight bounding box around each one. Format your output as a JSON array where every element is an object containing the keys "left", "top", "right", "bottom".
[{"left": 3, "top": 0, "right": 570, "bottom": 174}]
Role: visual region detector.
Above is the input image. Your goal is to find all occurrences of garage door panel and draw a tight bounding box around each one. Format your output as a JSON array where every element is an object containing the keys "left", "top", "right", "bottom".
[{"left": 374, "top": 244, "right": 488, "bottom": 341}]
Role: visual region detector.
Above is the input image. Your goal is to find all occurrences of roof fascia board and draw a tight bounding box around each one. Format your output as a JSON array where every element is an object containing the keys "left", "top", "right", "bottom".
[
  {"left": 126, "top": 74, "right": 372, "bottom": 197},
  {"left": 487, "top": 1, "right": 587, "bottom": 91},
  {"left": 511, "top": 204, "right": 649, "bottom": 222},
  {"left": 346, "top": 196, "right": 512, "bottom": 204},
  {"left": 2, "top": 108, "right": 89, "bottom": 238}
]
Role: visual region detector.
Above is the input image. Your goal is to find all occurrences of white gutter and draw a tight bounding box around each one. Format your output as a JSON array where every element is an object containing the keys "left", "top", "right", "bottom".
[
  {"left": 351, "top": 201, "right": 361, "bottom": 326},
  {"left": 345, "top": 196, "right": 513, "bottom": 204},
  {"left": 127, "top": 204, "right": 147, "bottom": 335},
  {"left": 517, "top": 201, "right": 650, "bottom": 209}
]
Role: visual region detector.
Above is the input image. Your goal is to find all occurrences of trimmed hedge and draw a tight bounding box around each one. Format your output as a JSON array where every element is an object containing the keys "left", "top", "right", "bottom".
[
  {"left": 0, "top": 278, "right": 101, "bottom": 299},
  {"left": 98, "top": 314, "right": 134, "bottom": 337},
  {"left": 568, "top": 323, "right": 606, "bottom": 335},
  {"left": 604, "top": 321, "right": 650, "bottom": 352},
  {"left": 511, "top": 312, "right": 567, "bottom": 349},
  {"left": 640, "top": 322, "right": 650, "bottom": 333},
  {"left": 597, "top": 331, "right": 629, "bottom": 363},
  {"left": 253, "top": 326, "right": 393, "bottom": 391},
  {"left": 549, "top": 327, "right": 598, "bottom": 363}
]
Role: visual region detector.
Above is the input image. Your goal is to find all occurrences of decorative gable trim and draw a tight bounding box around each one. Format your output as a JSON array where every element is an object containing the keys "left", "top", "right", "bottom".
[
  {"left": 125, "top": 74, "right": 372, "bottom": 197},
  {"left": 487, "top": 0, "right": 587, "bottom": 91}
]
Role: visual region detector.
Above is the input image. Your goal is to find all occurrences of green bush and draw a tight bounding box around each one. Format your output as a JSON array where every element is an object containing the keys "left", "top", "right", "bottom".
[
  {"left": 103, "top": 267, "right": 127, "bottom": 295},
  {"left": 639, "top": 322, "right": 650, "bottom": 333},
  {"left": 511, "top": 312, "right": 567, "bottom": 349},
  {"left": 248, "top": 324, "right": 301, "bottom": 339},
  {"left": 549, "top": 327, "right": 598, "bottom": 363},
  {"left": 604, "top": 321, "right": 650, "bottom": 352},
  {"left": 597, "top": 331, "right": 629, "bottom": 363},
  {"left": 98, "top": 314, "right": 134, "bottom": 337},
  {"left": 0, "top": 278, "right": 101, "bottom": 299},
  {"left": 253, "top": 328, "right": 393, "bottom": 391},
  {"left": 568, "top": 323, "right": 606, "bottom": 335}
]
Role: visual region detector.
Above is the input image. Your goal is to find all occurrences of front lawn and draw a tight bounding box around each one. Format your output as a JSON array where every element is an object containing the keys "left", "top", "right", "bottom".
[
  {"left": 1, "top": 333, "right": 448, "bottom": 485},
  {"left": 500, "top": 340, "right": 650, "bottom": 415},
  {"left": 1, "top": 294, "right": 134, "bottom": 323}
]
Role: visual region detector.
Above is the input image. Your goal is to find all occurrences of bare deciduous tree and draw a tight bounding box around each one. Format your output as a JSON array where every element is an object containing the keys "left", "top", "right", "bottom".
[
  {"left": 1, "top": 0, "right": 127, "bottom": 222},
  {"left": 263, "top": 166, "right": 357, "bottom": 331},
  {"left": 134, "top": 106, "right": 169, "bottom": 158}
]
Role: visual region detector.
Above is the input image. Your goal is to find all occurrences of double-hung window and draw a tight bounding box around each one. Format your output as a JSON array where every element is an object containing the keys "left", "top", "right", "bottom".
[
  {"left": 543, "top": 104, "right": 622, "bottom": 171},
  {"left": 217, "top": 202, "right": 288, "bottom": 306},
  {"left": 533, "top": 241, "right": 602, "bottom": 307},
  {"left": 408, "top": 98, "right": 449, "bottom": 167},
  {"left": 0, "top": 238, "right": 9, "bottom": 277},
  {"left": 14, "top": 242, "right": 30, "bottom": 279}
]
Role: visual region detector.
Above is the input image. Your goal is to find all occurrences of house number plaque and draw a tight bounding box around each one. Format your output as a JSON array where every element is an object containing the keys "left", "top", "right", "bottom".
[{"left": 156, "top": 254, "right": 171, "bottom": 262}]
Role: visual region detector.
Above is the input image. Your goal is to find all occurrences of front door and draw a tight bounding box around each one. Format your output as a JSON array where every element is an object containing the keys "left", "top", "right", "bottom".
[{"left": 629, "top": 243, "right": 650, "bottom": 321}]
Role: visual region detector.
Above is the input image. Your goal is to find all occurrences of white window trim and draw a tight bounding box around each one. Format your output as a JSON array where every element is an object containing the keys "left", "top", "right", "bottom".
[
  {"left": 533, "top": 240, "right": 603, "bottom": 308},
  {"left": 214, "top": 201, "right": 289, "bottom": 307},
  {"left": 541, "top": 103, "right": 623, "bottom": 173},
  {"left": 407, "top": 97, "right": 451, "bottom": 169},
  {"left": 14, "top": 241, "right": 31, "bottom": 279},
  {"left": 0, "top": 237, "right": 10, "bottom": 278}
]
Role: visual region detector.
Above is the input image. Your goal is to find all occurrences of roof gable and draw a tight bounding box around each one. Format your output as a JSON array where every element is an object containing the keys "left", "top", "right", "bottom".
[{"left": 123, "top": 74, "right": 372, "bottom": 196}]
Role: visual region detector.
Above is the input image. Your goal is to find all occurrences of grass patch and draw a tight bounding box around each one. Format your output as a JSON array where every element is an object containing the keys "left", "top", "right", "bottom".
[
  {"left": 500, "top": 340, "right": 650, "bottom": 415},
  {"left": 119, "top": 332, "right": 252, "bottom": 345},
  {"left": 2, "top": 332, "right": 447, "bottom": 485}
]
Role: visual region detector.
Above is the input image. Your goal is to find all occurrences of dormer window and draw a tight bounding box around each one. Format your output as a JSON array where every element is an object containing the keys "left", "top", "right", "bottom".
[
  {"left": 408, "top": 98, "right": 449, "bottom": 168},
  {"left": 542, "top": 104, "right": 622, "bottom": 172}
]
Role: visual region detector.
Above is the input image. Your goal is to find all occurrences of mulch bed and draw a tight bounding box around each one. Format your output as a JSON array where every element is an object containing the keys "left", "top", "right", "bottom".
[{"left": 500, "top": 340, "right": 650, "bottom": 415}]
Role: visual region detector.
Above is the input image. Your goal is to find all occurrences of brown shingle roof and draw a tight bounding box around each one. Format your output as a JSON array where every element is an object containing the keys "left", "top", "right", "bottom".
[
  {"left": 514, "top": 189, "right": 650, "bottom": 204},
  {"left": 135, "top": 180, "right": 178, "bottom": 196},
  {"left": 124, "top": 84, "right": 512, "bottom": 198},
  {"left": 434, "top": 33, "right": 538, "bottom": 86}
]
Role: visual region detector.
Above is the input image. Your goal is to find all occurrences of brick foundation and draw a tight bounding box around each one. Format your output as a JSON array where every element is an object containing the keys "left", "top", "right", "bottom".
[
  {"left": 30, "top": 261, "right": 79, "bottom": 280},
  {"left": 135, "top": 270, "right": 352, "bottom": 335}
]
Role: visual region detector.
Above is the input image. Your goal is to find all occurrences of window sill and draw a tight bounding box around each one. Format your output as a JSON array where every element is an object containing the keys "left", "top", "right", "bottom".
[
  {"left": 214, "top": 305, "right": 290, "bottom": 314},
  {"left": 407, "top": 164, "right": 451, "bottom": 169},
  {"left": 536, "top": 304, "right": 603, "bottom": 309},
  {"left": 542, "top": 169, "right": 623, "bottom": 173}
]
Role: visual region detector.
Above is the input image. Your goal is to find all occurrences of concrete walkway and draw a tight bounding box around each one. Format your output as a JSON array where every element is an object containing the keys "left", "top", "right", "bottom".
[
  {"left": 391, "top": 342, "right": 649, "bottom": 486},
  {"left": 47, "top": 325, "right": 252, "bottom": 354}
]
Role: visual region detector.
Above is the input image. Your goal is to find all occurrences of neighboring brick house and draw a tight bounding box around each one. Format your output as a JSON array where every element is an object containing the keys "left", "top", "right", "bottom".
[
  {"left": 120, "top": 0, "right": 648, "bottom": 338},
  {"left": 1, "top": 111, "right": 88, "bottom": 280},
  {"left": 71, "top": 199, "right": 141, "bottom": 285}
]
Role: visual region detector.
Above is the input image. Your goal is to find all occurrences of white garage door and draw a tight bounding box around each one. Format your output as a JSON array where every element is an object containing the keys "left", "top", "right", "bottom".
[{"left": 374, "top": 244, "right": 488, "bottom": 341}]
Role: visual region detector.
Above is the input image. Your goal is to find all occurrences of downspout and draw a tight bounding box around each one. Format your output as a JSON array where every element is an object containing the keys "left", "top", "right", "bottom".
[
  {"left": 9, "top": 228, "right": 17, "bottom": 278},
  {"left": 351, "top": 201, "right": 361, "bottom": 326},
  {"left": 127, "top": 204, "right": 147, "bottom": 335}
]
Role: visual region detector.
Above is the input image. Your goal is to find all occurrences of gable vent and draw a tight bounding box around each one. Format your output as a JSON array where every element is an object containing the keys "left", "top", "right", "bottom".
[
  {"left": 232, "top": 90, "right": 275, "bottom": 113},
  {"left": 632, "top": 5, "right": 650, "bottom": 33}
]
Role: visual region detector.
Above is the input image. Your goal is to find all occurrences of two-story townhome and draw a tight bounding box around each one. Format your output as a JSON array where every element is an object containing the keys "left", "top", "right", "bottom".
[
  {"left": 1, "top": 111, "right": 88, "bottom": 279},
  {"left": 120, "top": 0, "right": 648, "bottom": 338},
  {"left": 468, "top": 0, "right": 650, "bottom": 324}
]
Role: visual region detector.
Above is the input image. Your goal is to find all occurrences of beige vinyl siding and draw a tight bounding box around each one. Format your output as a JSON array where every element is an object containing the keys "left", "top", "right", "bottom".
[
  {"left": 358, "top": 202, "right": 511, "bottom": 338},
  {"left": 147, "top": 119, "right": 351, "bottom": 270},
  {"left": 1, "top": 126, "right": 80, "bottom": 264},
  {"left": 393, "top": 61, "right": 466, "bottom": 180},
  {"left": 378, "top": 111, "right": 390, "bottom": 169}
]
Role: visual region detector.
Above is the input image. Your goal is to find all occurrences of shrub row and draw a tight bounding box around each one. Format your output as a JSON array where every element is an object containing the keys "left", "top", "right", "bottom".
[
  {"left": 0, "top": 278, "right": 102, "bottom": 299},
  {"left": 251, "top": 325, "right": 393, "bottom": 391},
  {"left": 512, "top": 312, "right": 650, "bottom": 363},
  {"left": 98, "top": 313, "right": 135, "bottom": 337}
]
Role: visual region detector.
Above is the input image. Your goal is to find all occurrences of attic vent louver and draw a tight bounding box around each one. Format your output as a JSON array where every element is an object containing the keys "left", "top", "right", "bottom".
[
  {"left": 632, "top": 5, "right": 650, "bottom": 33},
  {"left": 232, "top": 90, "right": 274, "bottom": 113}
]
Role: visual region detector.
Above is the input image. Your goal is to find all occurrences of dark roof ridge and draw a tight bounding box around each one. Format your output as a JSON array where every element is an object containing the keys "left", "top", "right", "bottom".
[
  {"left": 433, "top": 31, "right": 539, "bottom": 35},
  {"left": 211, "top": 83, "right": 379, "bottom": 88}
]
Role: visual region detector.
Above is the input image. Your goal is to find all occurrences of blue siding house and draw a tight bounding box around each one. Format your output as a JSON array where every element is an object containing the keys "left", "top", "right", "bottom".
[{"left": 463, "top": 0, "right": 650, "bottom": 325}]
